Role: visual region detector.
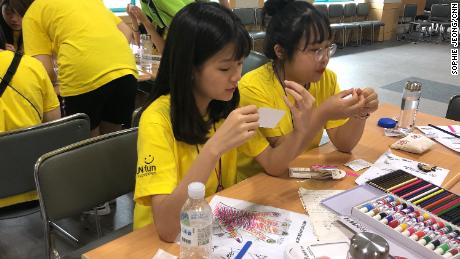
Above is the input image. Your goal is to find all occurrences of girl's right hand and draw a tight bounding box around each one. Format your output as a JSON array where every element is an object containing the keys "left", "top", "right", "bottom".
[
  {"left": 319, "top": 88, "right": 366, "bottom": 120},
  {"left": 208, "top": 105, "right": 259, "bottom": 156}
]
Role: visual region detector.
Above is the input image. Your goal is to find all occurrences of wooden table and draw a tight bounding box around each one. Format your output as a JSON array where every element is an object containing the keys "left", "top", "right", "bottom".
[{"left": 82, "top": 103, "right": 460, "bottom": 259}]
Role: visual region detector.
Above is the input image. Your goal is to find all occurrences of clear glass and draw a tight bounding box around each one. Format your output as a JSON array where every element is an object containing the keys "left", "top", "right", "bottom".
[
  {"left": 179, "top": 196, "right": 213, "bottom": 259},
  {"left": 397, "top": 87, "right": 421, "bottom": 135}
]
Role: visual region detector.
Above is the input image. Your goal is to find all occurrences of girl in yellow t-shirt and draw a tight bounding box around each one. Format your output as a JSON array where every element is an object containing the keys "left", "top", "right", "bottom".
[
  {"left": 134, "top": 2, "right": 317, "bottom": 242},
  {"left": 237, "top": 0, "right": 379, "bottom": 180}
]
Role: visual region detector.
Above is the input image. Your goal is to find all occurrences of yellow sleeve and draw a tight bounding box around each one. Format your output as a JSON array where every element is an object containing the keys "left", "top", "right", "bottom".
[
  {"left": 134, "top": 116, "right": 178, "bottom": 206},
  {"left": 22, "top": 15, "right": 52, "bottom": 56},
  {"left": 237, "top": 128, "right": 270, "bottom": 158},
  {"left": 324, "top": 71, "right": 348, "bottom": 129},
  {"left": 239, "top": 76, "right": 283, "bottom": 137}
]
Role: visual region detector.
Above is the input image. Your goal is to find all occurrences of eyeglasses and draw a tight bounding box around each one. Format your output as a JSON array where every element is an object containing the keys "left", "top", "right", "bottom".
[{"left": 300, "top": 43, "right": 337, "bottom": 61}]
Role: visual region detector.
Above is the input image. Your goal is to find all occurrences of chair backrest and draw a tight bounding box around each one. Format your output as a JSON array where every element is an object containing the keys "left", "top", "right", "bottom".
[
  {"left": 131, "top": 107, "right": 143, "bottom": 128},
  {"left": 430, "top": 4, "right": 450, "bottom": 18},
  {"left": 242, "top": 51, "right": 268, "bottom": 76},
  {"left": 255, "top": 7, "right": 264, "bottom": 26},
  {"left": 357, "top": 3, "right": 370, "bottom": 17},
  {"left": 34, "top": 128, "right": 138, "bottom": 222},
  {"left": 328, "top": 4, "right": 344, "bottom": 19},
  {"left": 446, "top": 95, "right": 460, "bottom": 122},
  {"left": 425, "top": 0, "right": 437, "bottom": 10},
  {"left": 233, "top": 8, "right": 256, "bottom": 26},
  {"left": 0, "top": 113, "right": 90, "bottom": 199},
  {"left": 403, "top": 4, "right": 418, "bottom": 19},
  {"left": 314, "top": 4, "right": 329, "bottom": 18},
  {"left": 344, "top": 3, "right": 357, "bottom": 18}
]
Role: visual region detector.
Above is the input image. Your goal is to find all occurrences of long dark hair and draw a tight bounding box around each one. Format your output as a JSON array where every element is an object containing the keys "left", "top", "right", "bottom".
[
  {"left": 263, "top": 0, "right": 332, "bottom": 62},
  {"left": 0, "top": 0, "right": 24, "bottom": 50},
  {"left": 144, "top": 2, "right": 251, "bottom": 145},
  {"left": 0, "top": 26, "right": 6, "bottom": 49}
]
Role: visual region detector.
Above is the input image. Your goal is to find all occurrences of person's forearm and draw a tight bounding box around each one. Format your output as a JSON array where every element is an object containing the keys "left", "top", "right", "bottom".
[
  {"left": 330, "top": 118, "right": 366, "bottom": 153},
  {"left": 143, "top": 22, "right": 165, "bottom": 53},
  {"left": 43, "top": 108, "right": 61, "bottom": 122},
  {"left": 153, "top": 141, "right": 220, "bottom": 242},
  {"left": 117, "top": 22, "right": 133, "bottom": 43},
  {"left": 263, "top": 111, "right": 327, "bottom": 176},
  {"left": 34, "top": 55, "right": 57, "bottom": 86}
]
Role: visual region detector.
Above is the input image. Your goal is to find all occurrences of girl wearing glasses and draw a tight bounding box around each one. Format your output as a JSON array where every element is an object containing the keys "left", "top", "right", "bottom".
[
  {"left": 134, "top": 2, "right": 316, "bottom": 241},
  {"left": 238, "top": 0, "right": 379, "bottom": 181}
]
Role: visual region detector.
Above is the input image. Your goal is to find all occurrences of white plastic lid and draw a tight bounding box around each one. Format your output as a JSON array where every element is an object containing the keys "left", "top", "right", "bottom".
[{"left": 188, "top": 182, "right": 205, "bottom": 199}]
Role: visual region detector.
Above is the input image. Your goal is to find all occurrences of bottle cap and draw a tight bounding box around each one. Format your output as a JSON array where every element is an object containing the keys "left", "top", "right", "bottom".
[
  {"left": 348, "top": 232, "right": 389, "bottom": 259},
  {"left": 378, "top": 118, "right": 397, "bottom": 128},
  {"left": 188, "top": 182, "right": 205, "bottom": 199},
  {"left": 405, "top": 81, "right": 422, "bottom": 92}
]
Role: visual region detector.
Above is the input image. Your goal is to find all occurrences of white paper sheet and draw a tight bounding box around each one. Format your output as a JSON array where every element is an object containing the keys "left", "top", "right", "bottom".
[
  {"left": 209, "top": 195, "right": 316, "bottom": 259},
  {"left": 258, "top": 108, "right": 285, "bottom": 128},
  {"left": 152, "top": 249, "right": 177, "bottom": 259},
  {"left": 417, "top": 125, "right": 460, "bottom": 153},
  {"left": 298, "top": 188, "right": 352, "bottom": 242},
  {"left": 355, "top": 150, "right": 449, "bottom": 186}
]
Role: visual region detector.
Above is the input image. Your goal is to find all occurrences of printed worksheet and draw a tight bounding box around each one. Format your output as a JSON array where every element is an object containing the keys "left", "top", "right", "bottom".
[{"left": 209, "top": 196, "right": 316, "bottom": 259}]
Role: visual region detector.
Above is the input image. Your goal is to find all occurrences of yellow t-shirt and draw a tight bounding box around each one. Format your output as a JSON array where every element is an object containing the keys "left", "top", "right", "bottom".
[
  {"left": 0, "top": 50, "right": 59, "bottom": 207},
  {"left": 133, "top": 95, "right": 269, "bottom": 229},
  {"left": 237, "top": 63, "right": 348, "bottom": 181},
  {"left": 22, "top": 0, "right": 138, "bottom": 97}
]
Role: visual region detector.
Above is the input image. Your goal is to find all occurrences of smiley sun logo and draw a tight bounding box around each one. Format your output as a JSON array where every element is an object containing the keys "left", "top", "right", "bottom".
[
  {"left": 144, "top": 155, "right": 154, "bottom": 164},
  {"left": 137, "top": 155, "right": 156, "bottom": 176}
]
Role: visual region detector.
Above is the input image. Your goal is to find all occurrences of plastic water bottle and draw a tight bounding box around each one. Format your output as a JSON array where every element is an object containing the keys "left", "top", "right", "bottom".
[
  {"left": 180, "top": 182, "right": 213, "bottom": 259},
  {"left": 397, "top": 81, "right": 422, "bottom": 135},
  {"left": 140, "top": 34, "right": 153, "bottom": 71}
]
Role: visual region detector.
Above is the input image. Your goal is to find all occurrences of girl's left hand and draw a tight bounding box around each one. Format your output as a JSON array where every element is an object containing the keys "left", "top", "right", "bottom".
[
  {"left": 282, "top": 80, "right": 316, "bottom": 134},
  {"left": 356, "top": 87, "right": 379, "bottom": 114}
]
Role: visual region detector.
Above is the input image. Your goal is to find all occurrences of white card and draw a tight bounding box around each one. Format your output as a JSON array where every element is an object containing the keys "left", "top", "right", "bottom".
[
  {"left": 344, "top": 159, "right": 373, "bottom": 171},
  {"left": 258, "top": 107, "right": 285, "bottom": 128}
]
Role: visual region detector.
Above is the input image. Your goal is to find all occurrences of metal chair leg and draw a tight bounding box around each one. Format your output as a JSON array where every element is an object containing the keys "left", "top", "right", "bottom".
[{"left": 50, "top": 221, "right": 79, "bottom": 243}]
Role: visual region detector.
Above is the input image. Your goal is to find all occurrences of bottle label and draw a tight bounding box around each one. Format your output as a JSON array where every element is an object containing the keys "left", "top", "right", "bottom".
[
  {"left": 180, "top": 224, "right": 211, "bottom": 247},
  {"left": 180, "top": 212, "right": 212, "bottom": 247}
]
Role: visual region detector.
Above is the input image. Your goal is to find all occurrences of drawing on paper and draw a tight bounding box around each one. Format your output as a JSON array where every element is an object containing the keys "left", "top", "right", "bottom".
[
  {"left": 209, "top": 196, "right": 316, "bottom": 259},
  {"left": 212, "top": 202, "right": 291, "bottom": 244},
  {"left": 212, "top": 246, "right": 269, "bottom": 259}
]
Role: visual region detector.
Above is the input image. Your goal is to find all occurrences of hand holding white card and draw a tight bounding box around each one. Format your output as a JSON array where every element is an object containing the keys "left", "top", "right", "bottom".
[{"left": 258, "top": 107, "right": 285, "bottom": 128}]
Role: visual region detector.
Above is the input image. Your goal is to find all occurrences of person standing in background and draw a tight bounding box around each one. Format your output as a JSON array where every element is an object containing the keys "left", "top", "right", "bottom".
[
  {"left": 0, "top": 0, "right": 26, "bottom": 52},
  {"left": 128, "top": 0, "right": 230, "bottom": 51},
  {"left": 16, "top": 0, "right": 138, "bottom": 136}
]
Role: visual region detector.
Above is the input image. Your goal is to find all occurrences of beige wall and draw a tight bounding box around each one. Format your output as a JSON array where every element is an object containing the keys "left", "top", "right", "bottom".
[{"left": 229, "top": 0, "right": 263, "bottom": 8}]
